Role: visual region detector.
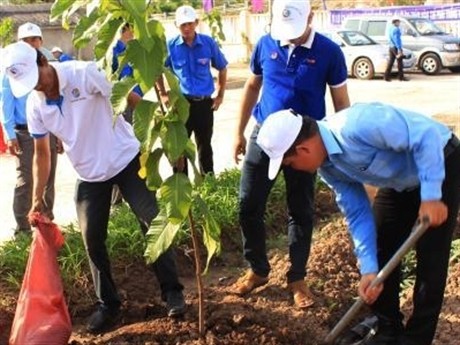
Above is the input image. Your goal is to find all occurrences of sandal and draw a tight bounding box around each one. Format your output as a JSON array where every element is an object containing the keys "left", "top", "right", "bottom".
[{"left": 288, "top": 280, "right": 315, "bottom": 309}]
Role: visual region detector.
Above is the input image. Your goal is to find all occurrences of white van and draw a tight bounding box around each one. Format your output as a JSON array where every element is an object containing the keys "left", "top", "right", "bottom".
[{"left": 342, "top": 16, "right": 460, "bottom": 75}]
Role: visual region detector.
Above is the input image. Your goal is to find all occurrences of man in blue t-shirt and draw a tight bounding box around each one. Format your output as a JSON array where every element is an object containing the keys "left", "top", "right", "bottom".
[
  {"left": 230, "top": 0, "right": 350, "bottom": 309},
  {"left": 384, "top": 18, "right": 408, "bottom": 82},
  {"left": 163, "top": 5, "right": 228, "bottom": 175}
]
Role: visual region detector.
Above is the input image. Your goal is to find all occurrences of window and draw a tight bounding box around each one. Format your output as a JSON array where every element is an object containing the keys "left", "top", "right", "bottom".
[{"left": 367, "top": 21, "right": 387, "bottom": 36}]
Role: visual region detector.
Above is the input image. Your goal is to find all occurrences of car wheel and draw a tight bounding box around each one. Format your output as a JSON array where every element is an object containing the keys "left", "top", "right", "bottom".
[
  {"left": 420, "top": 53, "right": 441, "bottom": 75},
  {"left": 353, "top": 58, "right": 374, "bottom": 80},
  {"left": 448, "top": 66, "right": 460, "bottom": 73}
]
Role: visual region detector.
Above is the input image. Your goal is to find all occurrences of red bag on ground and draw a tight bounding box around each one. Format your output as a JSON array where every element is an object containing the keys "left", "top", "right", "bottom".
[
  {"left": 0, "top": 126, "right": 7, "bottom": 153},
  {"left": 9, "top": 213, "right": 72, "bottom": 345}
]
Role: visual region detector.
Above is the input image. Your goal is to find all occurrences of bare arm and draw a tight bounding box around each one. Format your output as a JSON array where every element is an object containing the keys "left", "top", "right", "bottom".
[
  {"left": 329, "top": 84, "right": 350, "bottom": 112},
  {"left": 233, "top": 74, "right": 262, "bottom": 164},
  {"left": 127, "top": 91, "right": 142, "bottom": 109},
  {"left": 30, "top": 135, "right": 51, "bottom": 216},
  {"left": 212, "top": 68, "right": 227, "bottom": 111}
]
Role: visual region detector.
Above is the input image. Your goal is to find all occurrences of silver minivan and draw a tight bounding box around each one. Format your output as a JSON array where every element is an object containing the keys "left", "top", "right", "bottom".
[{"left": 342, "top": 16, "right": 460, "bottom": 75}]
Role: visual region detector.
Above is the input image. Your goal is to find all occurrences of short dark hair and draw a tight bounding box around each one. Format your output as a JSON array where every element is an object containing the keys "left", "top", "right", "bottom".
[
  {"left": 121, "top": 23, "right": 131, "bottom": 33},
  {"left": 284, "top": 116, "right": 319, "bottom": 157}
]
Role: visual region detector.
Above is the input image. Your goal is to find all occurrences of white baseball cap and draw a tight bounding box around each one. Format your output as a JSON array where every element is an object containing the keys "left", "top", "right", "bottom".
[
  {"left": 51, "top": 46, "right": 63, "bottom": 53},
  {"left": 17, "top": 22, "right": 42, "bottom": 40},
  {"left": 175, "top": 5, "right": 197, "bottom": 26},
  {"left": 256, "top": 109, "right": 303, "bottom": 180},
  {"left": 2, "top": 42, "right": 39, "bottom": 98},
  {"left": 271, "top": 0, "right": 311, "bottom": 41}
]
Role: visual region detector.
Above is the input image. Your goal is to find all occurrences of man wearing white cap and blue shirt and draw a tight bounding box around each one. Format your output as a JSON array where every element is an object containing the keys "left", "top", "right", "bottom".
[
  {"left": 231, "top": 0, "right": 350, "bottom": 308},
  {"left": 162, "top": 5, "right": 228, "bottom": 175},
  {"left": 1, "top": 41, "right": 186, "bottom": 333},
  {"left": 0, "top": 22, "right": 59, "bottom": 235},
  {"left": 256, "top": 104, "right": 460, "bottom": 345}
]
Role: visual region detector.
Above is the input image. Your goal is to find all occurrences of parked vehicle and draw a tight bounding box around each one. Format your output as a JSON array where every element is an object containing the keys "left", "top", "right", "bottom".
[
  {"left": 322, "top": 30, "right": 416, "bottom": 80},
  {"left": 342, "top": 16, "right": 460, "bottom": 75}
]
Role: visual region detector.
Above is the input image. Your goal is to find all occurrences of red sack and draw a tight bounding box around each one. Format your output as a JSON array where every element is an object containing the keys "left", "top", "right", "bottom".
[{"left": 9, "top": 214, "right": 72, "bottom": 345}]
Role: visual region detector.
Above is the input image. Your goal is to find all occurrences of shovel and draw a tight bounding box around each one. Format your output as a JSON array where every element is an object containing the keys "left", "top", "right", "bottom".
[{"left": 324, "top": 216, "right": 430, "bottom": 345}]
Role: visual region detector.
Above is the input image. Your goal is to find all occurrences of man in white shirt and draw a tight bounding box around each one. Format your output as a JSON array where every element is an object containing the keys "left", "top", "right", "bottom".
[{"left": 2, "top": 41, "right": 186, "bottom": 334}]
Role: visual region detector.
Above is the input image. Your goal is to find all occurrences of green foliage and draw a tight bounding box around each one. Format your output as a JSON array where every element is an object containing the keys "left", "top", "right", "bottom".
[
  {"left": 0, "top": 17, "right": 14, "bottom": 47},
  {"left": 203, "top": 9, "right": 226, "bottom": 46},
  {"left": 52, "top": 0, "right": 221, "bottom": 275}
]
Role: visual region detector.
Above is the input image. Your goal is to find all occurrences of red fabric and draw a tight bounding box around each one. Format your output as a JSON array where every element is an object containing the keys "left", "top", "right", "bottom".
[
  {"left": 9, "top": 214, "right": 72, "bottom": 345},
  {"left": 0, "top": 126, "right": 7, "bottom": 153}
]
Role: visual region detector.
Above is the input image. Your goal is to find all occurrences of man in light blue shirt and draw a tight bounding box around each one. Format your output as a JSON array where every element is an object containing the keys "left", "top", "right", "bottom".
[
  {"left": 385, "top": 18, "right": 407, "bottom": 82},
  {"left": 256, "top": 102, "right": 460, "bottom": 345}
]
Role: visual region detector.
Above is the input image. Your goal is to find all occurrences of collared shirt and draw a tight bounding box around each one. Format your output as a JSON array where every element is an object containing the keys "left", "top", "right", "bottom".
[
  {"left": 250, "top": 30, "right": 348, "bottom": 124},
  {"left": 317, "top": 102, "right": 452, "bottom": 275},
  {"left": 388, "top": 25, "right": 402, "bottom": 50},
  {"left": 165, "top": 33, "right": 228, "bottom": 97},
  {"left": 1, "top": 75, "right": 28, "bottom": 140},
  {"left": 58, "top": 53, "right": 73, "bottom": 62},
  {"left": 27, "top": 61, "right": 139, "bottom": 182},
  {"left": 112, "top": 40, "right": 142, "bottom": 96}
]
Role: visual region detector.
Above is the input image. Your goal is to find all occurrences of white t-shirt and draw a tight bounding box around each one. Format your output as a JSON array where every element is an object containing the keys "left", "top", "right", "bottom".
[{"left": 27, "top": 61, "right": 140, "bottom": 182}]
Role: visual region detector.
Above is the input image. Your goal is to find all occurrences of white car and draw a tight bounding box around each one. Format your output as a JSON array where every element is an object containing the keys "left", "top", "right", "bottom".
[{"left": 323, "top": 30, "right": 416, "bottom": 80}]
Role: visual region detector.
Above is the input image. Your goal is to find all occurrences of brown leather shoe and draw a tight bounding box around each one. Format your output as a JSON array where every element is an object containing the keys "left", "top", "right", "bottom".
[
  {"left": 288, "top": 280, "right": 315, "bottom": 309},
  {"left": 229, "top": 270, "right": 269, "bottom": 296}
]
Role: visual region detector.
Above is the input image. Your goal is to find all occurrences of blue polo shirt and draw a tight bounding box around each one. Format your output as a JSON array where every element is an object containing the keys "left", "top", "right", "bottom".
[
  {"left": 112, "top": 40, "right": 142, "bottom": 96},
  {"left": 388, "top": 25, "right": 402, "bottom": 50},
  {"left": 251, "top": 32, "right": 347, "bottom": 123},
  {"left": 165, "top": 33, "right": 228, "bottom": 97},
  {"left": 1, "top": 75, "right": 28, "bottom": 140}
]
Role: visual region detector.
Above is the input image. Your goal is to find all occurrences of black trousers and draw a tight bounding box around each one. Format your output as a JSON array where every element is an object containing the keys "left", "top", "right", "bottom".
[
  {"left": 76, "top": 154, "right": 183, "bottom": 309},
  {"left": 384, "top": 47, "right": 404, "bottom": 80},
  {"left": 185, "top": 98, "right": 214, "bottom": 175},
  {"left": 371, "top": 142, "right": 460, "bottom": 345}
]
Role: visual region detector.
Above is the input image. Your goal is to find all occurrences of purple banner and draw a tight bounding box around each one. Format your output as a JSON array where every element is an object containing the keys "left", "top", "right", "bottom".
[
  {"left": 203, "top": 0, "right": 213, "bottom": 13},
  {"left": 330, "top": 4, "right": 460, "bottom": 26},
  {"left": 251, "top": 0, "right": 264, "bottom": 13}
]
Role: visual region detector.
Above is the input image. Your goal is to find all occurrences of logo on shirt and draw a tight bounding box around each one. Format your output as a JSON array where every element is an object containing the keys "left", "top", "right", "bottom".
[
  {"left": 270, "top": 52, "right": 278, "bottom": 60},
  {"left": 71, "top": 88, "right": 80, "bottom": 98},
  {"left": 197, "top": 58, "right": 209, "bottom": 65},
  {"left": 306, "top": 58, "right": 316, "bottom": 64}
]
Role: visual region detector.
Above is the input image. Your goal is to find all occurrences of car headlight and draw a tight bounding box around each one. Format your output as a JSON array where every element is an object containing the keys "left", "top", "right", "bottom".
[{"left": 443, "top": 43, "right": 460, "bottom": 52}]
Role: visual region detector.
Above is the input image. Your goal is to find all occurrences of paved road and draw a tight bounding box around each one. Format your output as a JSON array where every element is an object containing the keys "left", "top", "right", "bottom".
[{"left": 1, "top": 67, "right": 459, "bottom": 242}]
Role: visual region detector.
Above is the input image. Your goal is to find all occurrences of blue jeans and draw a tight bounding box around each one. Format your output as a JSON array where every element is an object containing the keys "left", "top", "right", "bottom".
[
  {"left": 76, "top": 154, "right": 183, "bottom": 309},
  {"left": 239, "top": 125, "right": 315, "bottom": 283}
]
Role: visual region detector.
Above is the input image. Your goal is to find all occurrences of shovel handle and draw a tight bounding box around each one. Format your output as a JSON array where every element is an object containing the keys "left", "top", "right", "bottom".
[{"left": 324, "top": 216, "right": 430, "bottom": 344}]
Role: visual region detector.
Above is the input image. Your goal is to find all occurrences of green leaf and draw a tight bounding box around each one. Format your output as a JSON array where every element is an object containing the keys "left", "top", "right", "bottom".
[
  {"left": 146, "top": 148, "right": 163, "bottom": 190},
  {"left": 160, "top": 174, "right": 192, "bottom": 224},
  {"left": 144, "top": 210, "right": 181, "bottom": 264},
  {"left": 94, "top": 18, "right": 123, "bottom": 61},
  {"left": 110, "top": 77, "right": 136, "bottom": 117},
  {"left": 133, "top": 99, "right": 158, "bottom": 145},
  {"left": 183, "top": 139, "right": 203, "bottom": 186},
  {"left": 50, "top": 0, "right": 77, "bottom": 22},
  {"left": 163, "top": 70, "right": 189, "bottom": 123},
  {"left": 72, "top": 8, "right": 101, "bottom": 48},
  {"left": 160, "top": 120, "right": 189, "bottom": 163},
  {"left": 125, "top": 40, "right": 162, "bottom": 92},
  {"left": 194, "top": 195, "right": 221, "bottom": 274}
]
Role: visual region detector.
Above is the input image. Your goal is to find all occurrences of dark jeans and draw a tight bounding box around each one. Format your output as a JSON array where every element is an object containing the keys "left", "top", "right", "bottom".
[
  {"left": 371, "top": 143, "right": 460, "bottom": 345},
  {"left": 13, "top": 129, "right": 57, "bottom": 230},
  {"left": 75, "top": 154, "right": 183, "bottom": 309},
  {"left": 239, "top": 125, "right": 315, "bottom": 283},
  {"left": 185, "top": 98, "right": 214, "bottom": 175},
  {"left": 384, "top": 47, "right": 404, "bottom": 80}
]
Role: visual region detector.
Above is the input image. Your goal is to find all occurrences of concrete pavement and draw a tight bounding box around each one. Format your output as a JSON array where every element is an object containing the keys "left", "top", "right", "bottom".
[{"left": 1, "top": 65, "right": 459, "bottom": 243}]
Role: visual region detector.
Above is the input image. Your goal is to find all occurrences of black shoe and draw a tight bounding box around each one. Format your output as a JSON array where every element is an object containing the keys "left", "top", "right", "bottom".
[
  {"left": 384, "top": 78, "right": 391, "bottom": 82},
  {"left": 399, "top": 77, "right": 409, "bottom": 81},
  {"left": 335, "top": 316, "right": 378, "bottom": 345},
  {"left": 87, "top": 305, "right": 121, "bottom": 334},
  {"left": 364, "top": 316, "right": 403, "bottom": 345},
  {"left": 165, "top": 290, "right": 186, "bottom": 318}
]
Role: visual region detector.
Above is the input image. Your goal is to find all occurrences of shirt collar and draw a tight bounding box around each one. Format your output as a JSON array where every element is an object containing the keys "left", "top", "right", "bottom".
[
  {"left": 280, "top": 28, "right": 316, "bottom": 49},
  {"left": 318, "top": 121, "right": 342, "bottom": 157},
  {"left": 177, "top": 33, "right": 202, "bottom": 46}
]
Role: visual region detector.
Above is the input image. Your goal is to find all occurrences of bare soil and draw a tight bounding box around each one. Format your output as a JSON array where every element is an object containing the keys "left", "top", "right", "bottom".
[{"left": 1, "top": 189, "right": 459, "bottom": 345}]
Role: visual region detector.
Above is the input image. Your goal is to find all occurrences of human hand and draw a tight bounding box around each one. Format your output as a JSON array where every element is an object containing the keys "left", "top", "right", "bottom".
[
  {"left": 233, "top": 134, "right": 247, "bottom": 164},
  {"left": 56, "top": 138, "right": 64, "bottom": 154},
  {"left": 358, "top": 273, "right": 383, "bottom": 305},
  {"left": 419, "top": 200, "right": 447, "bottom": 227},
  {"left": 7, "top": 139, "right": 21, "bottom": 156},
  {"left": 28, "top": 199, "right": 44, "bottom": 226},
  {"left": 212, "top": 95, "right": 223, "bottom": 111}
]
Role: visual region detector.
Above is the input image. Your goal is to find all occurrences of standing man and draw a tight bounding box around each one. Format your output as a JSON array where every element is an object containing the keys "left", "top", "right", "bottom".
[
  {"left": 2, "top": 41, "right": 186, "bottom": 334},
  {"left": 50, "top": 46, "right": 73, "bottom": 62},
  {"left": 384, "top": 18, "right": 408, "bottom": 82},
  {"left": 0, "top": 22, "right": 59, "bottom": 235},
  {"left": 231, "top": 0, "right": 350, "bottom": 308},
  {"left": 256, "top": 103, "right": 460, "bottom": 345},
  {"left": 164, "top": 5, "right": 228, "bottom": 175}
]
